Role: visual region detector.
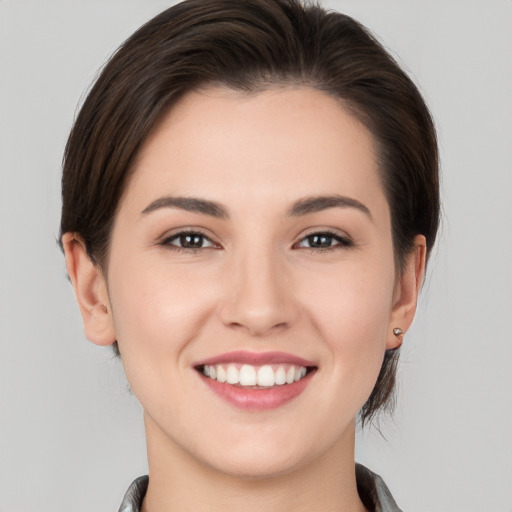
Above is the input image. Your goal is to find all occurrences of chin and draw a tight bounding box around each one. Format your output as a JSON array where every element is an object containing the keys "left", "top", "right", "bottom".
[
  {"left": 199, "top": 445, "right": 311, "bottom": 481},
  {"left": 183, "top": 416, "right": 350, "bottom": 481}
]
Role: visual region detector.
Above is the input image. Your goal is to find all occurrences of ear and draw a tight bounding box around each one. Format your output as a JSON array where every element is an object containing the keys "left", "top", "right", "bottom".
[
  {"left": 62, "top": 233, "right": 116, "bottom": 346},
  {"left": 387, "top": 235, "right": 427, "bottom": 349}
]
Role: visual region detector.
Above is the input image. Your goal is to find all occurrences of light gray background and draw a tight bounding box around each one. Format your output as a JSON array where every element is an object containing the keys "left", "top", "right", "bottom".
[{"left": 1, "top": 1, "right": 511, "bottom": 511}]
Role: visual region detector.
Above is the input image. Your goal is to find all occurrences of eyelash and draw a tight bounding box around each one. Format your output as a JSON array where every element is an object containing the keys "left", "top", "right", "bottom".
[
  {"left": 294, "top": 230, "right": 354, "bottom": 252},
  {"left": 160, "top": 230, "right": 219, "bottom": 252},
  {"left": 159, "top": 229, "right": 353, "bottom": 253}
]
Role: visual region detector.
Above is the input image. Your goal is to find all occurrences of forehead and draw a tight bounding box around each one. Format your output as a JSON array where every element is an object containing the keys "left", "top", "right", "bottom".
[{"left": 123, "top": 86, "right": 386, "bottom": 217}]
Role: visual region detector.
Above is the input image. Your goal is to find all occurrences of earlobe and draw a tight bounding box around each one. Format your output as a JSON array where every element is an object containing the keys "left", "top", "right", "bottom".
[
  {"left": 62, "top": 233, "right": 116, "bottom": 346},
  {"left": 387, "top": 235, "right": 427, "bottom": 349}
]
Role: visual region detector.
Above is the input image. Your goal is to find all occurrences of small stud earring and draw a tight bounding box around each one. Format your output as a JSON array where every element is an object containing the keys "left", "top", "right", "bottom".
[{"left": 391, "top": 327, "right": 404, "bottom": 350}]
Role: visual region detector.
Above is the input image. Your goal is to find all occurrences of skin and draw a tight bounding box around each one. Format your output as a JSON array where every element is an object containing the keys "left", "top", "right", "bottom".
[{"left": 63, "top": 86, "right": 426, "bottom": 512}]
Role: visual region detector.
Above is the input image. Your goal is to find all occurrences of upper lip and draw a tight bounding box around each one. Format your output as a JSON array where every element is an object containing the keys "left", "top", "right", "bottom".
[{"left": 193, "top": 350, "right": 317, "bottom": 368}]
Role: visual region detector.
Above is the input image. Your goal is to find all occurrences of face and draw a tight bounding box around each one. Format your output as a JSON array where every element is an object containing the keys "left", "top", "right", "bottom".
[{"left": 83, "top": 87, "right": 414, "bottom": 478}]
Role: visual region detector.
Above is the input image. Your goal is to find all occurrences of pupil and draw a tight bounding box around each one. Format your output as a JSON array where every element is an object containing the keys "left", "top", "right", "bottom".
[
  {"left": 309, "top": 234, "right": 331, "bottom": 247},
  {"left": 181, "top": 234, "right": 202, "bottom": 248}
]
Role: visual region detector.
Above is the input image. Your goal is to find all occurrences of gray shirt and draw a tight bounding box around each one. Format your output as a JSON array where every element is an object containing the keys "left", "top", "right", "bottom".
[{"left": 118, "top": 464, "right": 402, "bottom": 512}]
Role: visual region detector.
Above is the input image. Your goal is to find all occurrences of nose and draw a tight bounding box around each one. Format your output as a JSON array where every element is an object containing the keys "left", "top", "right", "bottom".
[{"left": 218, "top": 246, "right": 298, "bottom": 337}]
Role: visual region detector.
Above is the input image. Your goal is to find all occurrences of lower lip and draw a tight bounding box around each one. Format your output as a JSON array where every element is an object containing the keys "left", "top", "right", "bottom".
[{"left": 198, "top": 371, "right": 314, "bottom": 411}]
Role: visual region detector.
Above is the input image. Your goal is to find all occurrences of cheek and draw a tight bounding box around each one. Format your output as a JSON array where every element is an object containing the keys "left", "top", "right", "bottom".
[
  {"left": 107, "top": 255, "right": 221, "bottom": 358},
  {"left": 106, "top": 258, "right": 223, "bottom": 419},
  {"left": 302, "top": 259, "right": 395, "bottom": 380}
]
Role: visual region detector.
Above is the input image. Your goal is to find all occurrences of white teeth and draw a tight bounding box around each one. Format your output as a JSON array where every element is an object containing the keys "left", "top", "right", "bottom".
[
  {"left": 275, "top": 365, "right": 286, "bottom": 385},
  {"left": 239, "top": 364, "right": 257, "bottom": 386},
  {"left": 226, "top": 364, "right": 239, "bottom": 384},
  {"left": 201, "top": 363, "right": 310, "bottom": 387},
  {"left": 216, "top": 365, "right": 226, "bottom": 383},
  {"left": 257, "top": 365, "right": 275, "bottom": 387}
]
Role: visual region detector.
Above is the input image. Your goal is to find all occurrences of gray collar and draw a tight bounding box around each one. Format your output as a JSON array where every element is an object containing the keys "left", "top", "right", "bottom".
[{"left": 118, "top": 464, "right": 402, "bottom": 512}]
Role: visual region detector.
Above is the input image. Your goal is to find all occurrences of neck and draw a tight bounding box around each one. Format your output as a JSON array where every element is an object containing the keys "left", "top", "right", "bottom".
[{"left": 141, "top": 414, "right": 366, "bottom": 512}]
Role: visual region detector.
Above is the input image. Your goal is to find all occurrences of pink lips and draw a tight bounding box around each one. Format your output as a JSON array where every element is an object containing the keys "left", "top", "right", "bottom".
[
  {"left": 194, "top": 351, "right": 317, "bottom": 411},
  {"left": 195, "top": 350, "right": 315, "bottom": 367}
]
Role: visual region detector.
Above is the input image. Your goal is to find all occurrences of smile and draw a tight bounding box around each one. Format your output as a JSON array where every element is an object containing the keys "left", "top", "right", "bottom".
[
  {"left": 194, "top": 351, "right": 317, "bottom": 410},
  {"left": 201, "top": 363, "right": 309, "bottom": 388}
]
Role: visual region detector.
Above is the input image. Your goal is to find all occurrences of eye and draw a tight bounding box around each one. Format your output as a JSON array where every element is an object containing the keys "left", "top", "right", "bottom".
[
  {"left": 161, "top": 231, "right": 218, "bottom": 250},
  {"left": 296, "top": 231, "right": 353, "bottom": 251}
]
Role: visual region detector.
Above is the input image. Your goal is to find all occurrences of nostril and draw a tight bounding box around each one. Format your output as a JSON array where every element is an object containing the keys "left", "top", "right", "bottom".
[{"left": 225, "top": 319, "right": 290, "bottom": 337}]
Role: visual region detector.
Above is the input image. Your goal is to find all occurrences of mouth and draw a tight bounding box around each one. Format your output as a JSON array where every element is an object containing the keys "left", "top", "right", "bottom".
[
  {"left": 193, "top": 351, "right": 317, "bottom": 410},
  {"left": 196, "top": 363, "right": 315, "bottom": 388}
]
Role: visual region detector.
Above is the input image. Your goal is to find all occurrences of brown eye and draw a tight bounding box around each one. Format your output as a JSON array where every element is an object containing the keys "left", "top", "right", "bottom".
[
  {"left": 163, "top": 231, "right": 216, "bottom": 250},
  {"left": 179, "top": 233, "right": 205, "bottom": 248},
  {"left": 297, "top": 232, "right": 352, "bottom": 250},
  {"left": 306, "top": 234, "right": 334, "bottom": 248}
]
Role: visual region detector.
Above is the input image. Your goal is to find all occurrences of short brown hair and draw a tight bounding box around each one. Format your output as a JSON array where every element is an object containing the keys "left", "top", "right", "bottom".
[{"left": 60, "top": 0, "right": 439, "bottom": 425}]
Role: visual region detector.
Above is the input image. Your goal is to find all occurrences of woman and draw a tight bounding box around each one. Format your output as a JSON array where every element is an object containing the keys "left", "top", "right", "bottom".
[{"left": 60, "top": 0, "right": 439, "bottom": 510}]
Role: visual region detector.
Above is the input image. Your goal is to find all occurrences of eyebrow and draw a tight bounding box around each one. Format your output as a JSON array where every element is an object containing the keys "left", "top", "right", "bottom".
[
  {"left": 288, "top": 195, "right": 372, "bottom": 220},
  {"left": 141, "top": 196, "right": 228, "bottom": 218},
  {"left": 141, "top": 194, "right": 372, "bottom": 220}
]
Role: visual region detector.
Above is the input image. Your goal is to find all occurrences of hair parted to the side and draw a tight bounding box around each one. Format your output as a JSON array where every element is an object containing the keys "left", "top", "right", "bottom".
[{"left": 60, "top": 0, "right": 439, "bottom": 426}]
